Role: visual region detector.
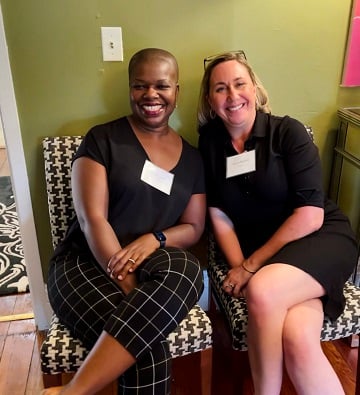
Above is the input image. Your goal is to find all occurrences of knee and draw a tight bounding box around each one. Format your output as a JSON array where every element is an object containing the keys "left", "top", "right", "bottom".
[
  {"left": 245, "top": 276, "right": 279, "bottom": 317},
  {"left": 151, "top": 247, "right": 203, "bottom": 297},
  {"left": 173, "top": 248, "right": 203, "bottom": 296}
]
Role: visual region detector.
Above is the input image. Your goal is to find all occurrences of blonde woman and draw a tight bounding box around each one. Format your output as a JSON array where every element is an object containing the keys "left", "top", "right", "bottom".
[{"left": 198, "top": 51, "right": 357, "bottom": 395}]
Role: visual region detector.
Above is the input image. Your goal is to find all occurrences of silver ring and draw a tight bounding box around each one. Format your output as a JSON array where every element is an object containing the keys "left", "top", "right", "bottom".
[
  {"left": 225, "top": 283, "right": 234, "bottom": 289},
  {"left": 128, "top": 258, "right": 136, "bottom": 264}
]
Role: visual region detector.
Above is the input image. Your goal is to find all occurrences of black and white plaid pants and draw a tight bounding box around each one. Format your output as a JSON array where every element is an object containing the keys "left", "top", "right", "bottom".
[{"left": 47, "top": 247, "right": 203, "bottom": 394}]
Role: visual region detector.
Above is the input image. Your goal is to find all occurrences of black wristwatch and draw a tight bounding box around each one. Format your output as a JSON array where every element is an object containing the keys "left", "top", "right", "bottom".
[{"left": 153, "top": 231, "right": 166, "bottom": 248}]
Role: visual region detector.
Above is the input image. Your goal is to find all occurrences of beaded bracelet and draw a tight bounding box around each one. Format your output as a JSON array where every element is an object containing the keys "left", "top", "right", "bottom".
[{"left": 242, "top": 261, "right": 257, "bottom": 274}]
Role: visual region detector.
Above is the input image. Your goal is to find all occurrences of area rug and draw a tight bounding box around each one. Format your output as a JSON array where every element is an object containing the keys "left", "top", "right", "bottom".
[{"left": 0, "top": 176, "right": 29, "bottom": 295}]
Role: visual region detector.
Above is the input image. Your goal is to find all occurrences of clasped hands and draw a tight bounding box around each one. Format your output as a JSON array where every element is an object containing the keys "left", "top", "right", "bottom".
[
  {"left": 222, "top": 260, "right": 254, "bottom": 298},
  {"left": 107, "top": 233, "right": 158, "bottom": 281}
]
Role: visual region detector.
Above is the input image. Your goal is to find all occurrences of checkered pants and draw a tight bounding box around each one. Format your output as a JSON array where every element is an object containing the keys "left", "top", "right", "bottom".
[{"left": 47, "top": 247, "right": 203, "bottom": 394}]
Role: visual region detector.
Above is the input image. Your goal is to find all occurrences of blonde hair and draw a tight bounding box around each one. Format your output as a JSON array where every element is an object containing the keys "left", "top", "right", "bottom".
[{"left": 198, "top": 52, "right": 271, "bottom": 126}]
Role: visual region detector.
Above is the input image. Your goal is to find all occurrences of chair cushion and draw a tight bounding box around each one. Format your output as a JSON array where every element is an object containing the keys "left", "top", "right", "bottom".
[
  {"left": 40, "top": 304, "right": 212, "bottom": 374},
  {"left": 208, "top": 234, "right": 360, "bottom": 351}
]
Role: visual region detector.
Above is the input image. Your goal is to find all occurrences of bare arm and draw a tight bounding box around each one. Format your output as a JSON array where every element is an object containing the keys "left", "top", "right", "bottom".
[
  {"left": 72, "top": 157, "right": 120, "bottom": 270},
  {"left": 71, "top": 157, "right": 137, "bottom": 293},
  {"left": 208, "top": 207, "right": 244, "bottom": 268},
  {"left": 165, "top": 192, "right": 206, "bottom": 248}
]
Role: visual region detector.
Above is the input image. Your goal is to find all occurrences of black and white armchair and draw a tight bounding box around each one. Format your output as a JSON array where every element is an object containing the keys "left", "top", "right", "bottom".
[{"left": 40, "top": 135, "right": 213, "bottom": 394}]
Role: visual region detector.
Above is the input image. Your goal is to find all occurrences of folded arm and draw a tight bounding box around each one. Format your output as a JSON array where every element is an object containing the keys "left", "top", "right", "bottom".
[{"left": 209, "top": 205, "right": 324, "bottom": 295}]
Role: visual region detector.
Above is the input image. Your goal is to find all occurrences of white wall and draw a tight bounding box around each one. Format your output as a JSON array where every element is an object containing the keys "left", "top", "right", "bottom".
[{"left": 0, "top": 4, "right": 52, "bottom": 329}]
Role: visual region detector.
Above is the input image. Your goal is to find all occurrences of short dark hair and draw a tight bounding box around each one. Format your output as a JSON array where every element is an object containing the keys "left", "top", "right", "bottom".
[{"left": 128, "top": 48, "right": 179, "bottom": 81}]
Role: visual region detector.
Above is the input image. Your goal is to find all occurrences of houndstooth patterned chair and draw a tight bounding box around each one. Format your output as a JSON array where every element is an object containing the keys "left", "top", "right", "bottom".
[{"left": 40, "top": 136, "right": 213, "bottom": 394}]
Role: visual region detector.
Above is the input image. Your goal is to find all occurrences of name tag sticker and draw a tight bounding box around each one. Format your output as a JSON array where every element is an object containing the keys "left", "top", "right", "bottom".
[
  {"left": 141, "top": 159, "right": 174, "bottom": 195},
  {"left": 226, "top": 150, "right": 256, "bottom": 178}
]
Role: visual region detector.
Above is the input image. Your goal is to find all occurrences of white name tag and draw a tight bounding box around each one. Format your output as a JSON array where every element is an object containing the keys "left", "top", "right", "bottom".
[
  {"left": 141, "top": 159, "right": 174, "bottom": 195},
  {"left": 226, "top": 150, "right": 256, "bottom": 178}
]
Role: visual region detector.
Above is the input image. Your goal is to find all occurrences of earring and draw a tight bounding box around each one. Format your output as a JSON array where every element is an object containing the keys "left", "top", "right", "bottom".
[{"left": 210, "top": 109, "right": 216, "bottom": 119}]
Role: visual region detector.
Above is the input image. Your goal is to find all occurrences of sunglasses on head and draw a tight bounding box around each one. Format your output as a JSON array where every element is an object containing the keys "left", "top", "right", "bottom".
[{"left": 203, "top": 50, "right": 247, "bottom": 70}]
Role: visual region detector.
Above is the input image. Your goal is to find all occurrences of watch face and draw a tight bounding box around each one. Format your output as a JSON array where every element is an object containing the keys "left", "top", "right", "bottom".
[
  {"left": 157, "top": 233, "right": 166, "bottom": 241},
  {"left": 154, "top": 231, "right": 166, "bottom": 247}
]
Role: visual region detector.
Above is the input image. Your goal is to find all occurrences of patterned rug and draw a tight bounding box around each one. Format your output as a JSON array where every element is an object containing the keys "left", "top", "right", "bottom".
[{"left": 0, "top": 176, "right": 29, "bottom": 295}]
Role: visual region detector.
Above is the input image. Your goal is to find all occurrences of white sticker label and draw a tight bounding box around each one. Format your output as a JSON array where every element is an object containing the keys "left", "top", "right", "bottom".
[
  {"left": 226, "top": 150, "right": 256, "bottom": 178},
  {"left": 141, "top": 159, "right": 174, "bottom": 195}
]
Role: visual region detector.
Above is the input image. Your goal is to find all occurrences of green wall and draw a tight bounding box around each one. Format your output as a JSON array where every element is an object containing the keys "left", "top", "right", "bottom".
[{"left": 1, "top": 0, "right": 359, "bottom": 274}]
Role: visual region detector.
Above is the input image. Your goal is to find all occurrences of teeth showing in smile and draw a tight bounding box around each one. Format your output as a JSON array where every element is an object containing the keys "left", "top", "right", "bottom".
[
  {"left": 228, "top": 104, "right": 244, "bottom": 111},
  {"left": 143, "top": 105, "right": 163, "bottom": 113}
]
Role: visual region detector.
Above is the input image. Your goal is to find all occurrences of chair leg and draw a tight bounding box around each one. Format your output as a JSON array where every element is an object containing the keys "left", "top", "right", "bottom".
[
  {"left": 208, "top": 281, "right": 220, "bottom": 313},
  {"left": 42, "top": 373, "right": 63, "bottom": 388},
  {"left": 200, "top": 347, "right": 213, "bottom": 395},
  {"left": 43, "top": 372, "right": 75, "bottom": 388},
  {"left": 230, "top": 350, "right": 252, "bottom": 395}
]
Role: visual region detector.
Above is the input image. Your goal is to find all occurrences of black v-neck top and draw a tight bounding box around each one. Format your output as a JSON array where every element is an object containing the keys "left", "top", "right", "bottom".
[{"left": 55, "top": 117, "right": 205, "bottom": 255}]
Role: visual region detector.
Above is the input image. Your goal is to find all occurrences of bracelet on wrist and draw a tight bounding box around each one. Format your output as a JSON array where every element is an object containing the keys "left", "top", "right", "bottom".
[{"left": 242, "top": 261, "right": 257, "bottom": 274}]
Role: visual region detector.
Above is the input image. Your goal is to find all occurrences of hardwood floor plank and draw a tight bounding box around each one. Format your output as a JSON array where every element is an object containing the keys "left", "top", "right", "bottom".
[
  {"left": 25, "top": 332, "right": 44, "bottom": 395},
  {"left": 0, "top": 148, "right": 10, "bottom": 176},
  {"left": 0, "top": 329, "right": 35, "bottom": 395},
  {"left": 0, "top": 322, "right": 10, "bottom": 358},
  {"left": 14, "top": 293, "right": 33, "bottom": 314},
  {"left": 322, "top": 341, "right": 356, "bottom": 395},
  {"left": 0, "top": 295, "right": 16, "bottom": 360},
  {"left": 332, "top": 337, "right": 359, "bottom": 374},
  {"left": 7, "top": 293, "right": 35, "bottom": 335},
  {"left": 0, "top": 294, "right": 17, "bottom": 315}
]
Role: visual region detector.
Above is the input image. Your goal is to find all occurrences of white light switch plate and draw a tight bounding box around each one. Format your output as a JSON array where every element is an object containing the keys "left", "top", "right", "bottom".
[{"left": 101, "top": 27, "right": 123, "bottom": 62}]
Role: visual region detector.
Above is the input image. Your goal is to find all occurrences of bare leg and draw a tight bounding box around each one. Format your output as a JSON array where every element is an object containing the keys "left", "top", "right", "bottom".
[
  {"left": 245, "top": 264, "right": 325, "bottom": 395},
  {"left": 42, "top": 331, "right": 136, "bottom": 395},
  {"left": 283, "top": 299, "right": 345, "bottom": 395},
  {"left": 41, "top": 387, "right": 63, "bottom": 395}
]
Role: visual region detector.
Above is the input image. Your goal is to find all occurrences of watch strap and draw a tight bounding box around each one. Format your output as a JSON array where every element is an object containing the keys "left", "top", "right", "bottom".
[{"left": 153, "top": 231, "right": 166, "bottom": 248}]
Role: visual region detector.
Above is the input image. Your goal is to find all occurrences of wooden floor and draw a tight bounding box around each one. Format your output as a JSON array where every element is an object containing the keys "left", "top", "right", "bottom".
[
  {"left": 0, "top": 292, "right": 44, "bottom": 395},
  {"left": 0, "top": 147, "right": 10, "bottom": 177},
  {"left": 0, "top": 292, "right": 358, "bottom": 395}
]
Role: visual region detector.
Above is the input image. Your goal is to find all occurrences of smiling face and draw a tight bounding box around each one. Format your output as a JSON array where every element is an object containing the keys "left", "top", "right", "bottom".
[
  {"left": 207, "top": 59, "right": 257, "bottom": 132},
  {"left": 129, "top": 56, "right": 179, "bottom": 132}
]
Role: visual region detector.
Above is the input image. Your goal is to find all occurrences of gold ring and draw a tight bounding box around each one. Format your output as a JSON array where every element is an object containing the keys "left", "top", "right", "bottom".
[{"left": 128, "top": 258, "right": 136, "bottom": 264}]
